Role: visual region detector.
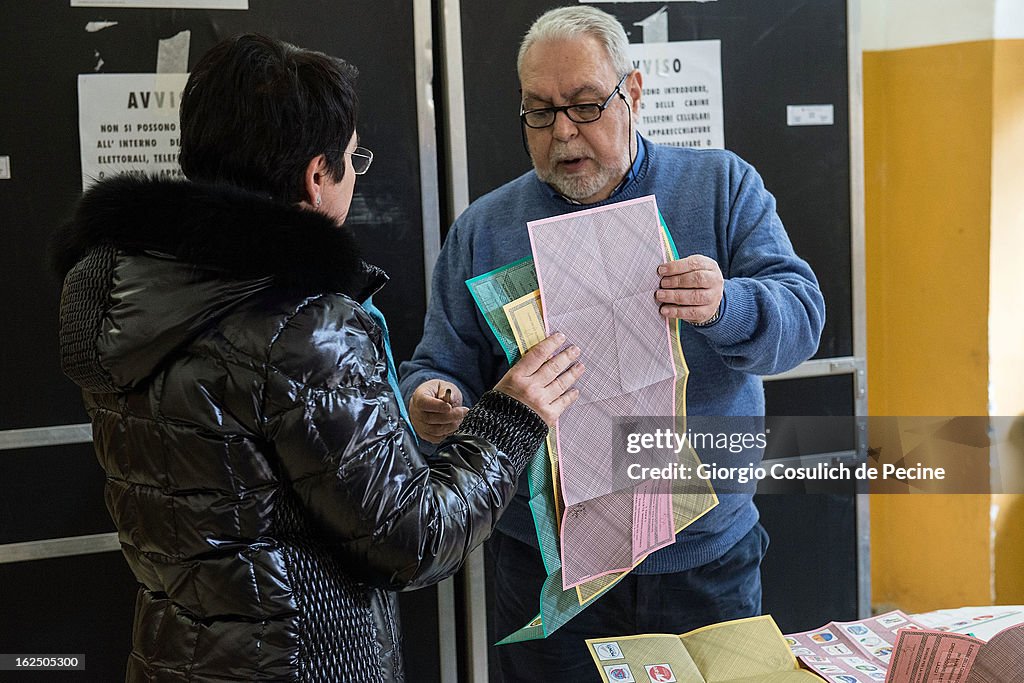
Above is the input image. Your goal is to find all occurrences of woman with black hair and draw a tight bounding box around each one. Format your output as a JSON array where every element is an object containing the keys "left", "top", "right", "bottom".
[{"left": 54, "top": 34, "right": 581, "bottom": 682}]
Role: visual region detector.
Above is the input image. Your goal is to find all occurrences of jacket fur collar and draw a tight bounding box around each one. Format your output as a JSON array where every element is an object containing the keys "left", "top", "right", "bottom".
[{"left": 51, "top": 174, "right": 382, "bottom": 299}]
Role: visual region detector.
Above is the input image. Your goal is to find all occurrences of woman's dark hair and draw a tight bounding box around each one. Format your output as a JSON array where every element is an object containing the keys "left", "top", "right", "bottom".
[{"left": 179, "top": 34, "right": 358, "bottom": 203}]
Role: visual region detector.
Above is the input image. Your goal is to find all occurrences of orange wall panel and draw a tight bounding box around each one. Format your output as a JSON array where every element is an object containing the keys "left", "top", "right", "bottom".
[{"left": 865, "top": 42, "right": 995, "bottom": 612}]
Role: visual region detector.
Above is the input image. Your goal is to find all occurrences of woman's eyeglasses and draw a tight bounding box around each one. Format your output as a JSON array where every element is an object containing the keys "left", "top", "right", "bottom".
[{"left": 344, "top": 146, "right": 373, "bottom": 175}]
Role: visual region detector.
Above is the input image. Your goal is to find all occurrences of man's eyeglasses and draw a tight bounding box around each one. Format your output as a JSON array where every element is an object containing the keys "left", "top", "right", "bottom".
[
  {"left": 344, "top": 146, "right": 373, "bottom": 175},
  {"left": 520, "top": 73, "right": 629, "bottom": 129}
]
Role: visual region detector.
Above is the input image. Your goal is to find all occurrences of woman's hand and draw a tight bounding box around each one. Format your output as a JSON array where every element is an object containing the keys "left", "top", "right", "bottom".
[{"left": 494, "top": 332, "right": 583, "bottom": 426}]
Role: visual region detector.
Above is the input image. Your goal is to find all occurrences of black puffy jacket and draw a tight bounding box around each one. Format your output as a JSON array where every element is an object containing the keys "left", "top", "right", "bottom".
[{"left": 54, "top": 177, "right": 547, "bottom": 682}]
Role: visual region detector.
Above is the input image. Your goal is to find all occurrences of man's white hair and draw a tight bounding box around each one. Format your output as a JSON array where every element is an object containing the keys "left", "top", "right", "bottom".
[{"left": 517, "top": 6, "right": 632, "bottom": 78}]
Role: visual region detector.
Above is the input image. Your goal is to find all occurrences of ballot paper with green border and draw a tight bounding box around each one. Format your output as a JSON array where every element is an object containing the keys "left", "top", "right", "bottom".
[
  {"left": 466, "top": 256, "right": 538, "bottom": 365},
  {"left": 466, "top": 215, "right": 717, "bottom": 643},
  {"left": 587, "top": 615, "right": 826, "bottom": 683}
]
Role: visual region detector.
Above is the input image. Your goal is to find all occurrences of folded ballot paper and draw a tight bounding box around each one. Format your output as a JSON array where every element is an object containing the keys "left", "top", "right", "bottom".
[
  {"left": 884, "top": 619, "right": 1024, "bottom": 683},
  {"left": 587, "top": 615, "right": 823, "bottom": 683}
]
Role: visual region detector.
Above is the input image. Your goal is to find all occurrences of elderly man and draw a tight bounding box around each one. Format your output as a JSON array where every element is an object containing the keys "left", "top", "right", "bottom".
[{"left": 400, "top": 5, "right": 825, "bottom": 679}]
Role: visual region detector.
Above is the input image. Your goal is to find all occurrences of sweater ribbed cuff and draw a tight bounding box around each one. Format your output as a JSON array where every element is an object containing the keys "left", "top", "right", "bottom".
[
  {"left": 455, "top": 390, "right": 548, "bottom": 472},
  {"left": 695, "top": 279, "right": 757, "bottom": 345}
]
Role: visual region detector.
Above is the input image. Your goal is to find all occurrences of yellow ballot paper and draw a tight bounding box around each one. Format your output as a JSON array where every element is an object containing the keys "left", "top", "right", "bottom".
[
  {"left": 502, "top": 290, "right": 545, "bottom": 354},
  {"left": 587, "top": 615, "right": 824, "bottom": 683}
]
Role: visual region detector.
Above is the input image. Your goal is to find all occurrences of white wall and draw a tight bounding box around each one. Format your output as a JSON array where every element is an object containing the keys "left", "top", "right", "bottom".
[
  {"left": 996, "top": 0, "right": 1024, "bottom": 40},
  {"left": 863, "top": 0, "right": 1024, "bottom": 51}
]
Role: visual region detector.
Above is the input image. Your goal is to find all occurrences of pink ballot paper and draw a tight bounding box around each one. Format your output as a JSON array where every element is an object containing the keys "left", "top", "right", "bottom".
[
  {"left": 785, "top": 610, "right": 927, "bottom": 681},
  {"left": 885, "top": 620, "right": 1024, "bottom": 683},
  {"left": 527, "top": 195, "right": 677, "bottom": 589}
]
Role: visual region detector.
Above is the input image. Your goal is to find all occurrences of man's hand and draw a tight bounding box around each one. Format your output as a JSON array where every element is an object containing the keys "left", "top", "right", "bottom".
[
  {"left": 656, "top": 254, "right": 724, "bottom": 325},
  {"left": 409, "top": 380, "right": 469, "bottom": 444}
]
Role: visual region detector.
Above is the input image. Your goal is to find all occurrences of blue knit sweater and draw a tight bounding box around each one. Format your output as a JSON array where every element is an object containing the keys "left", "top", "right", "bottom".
[{"left": 400, "top": 137, "right": 824, "bottom": 573}]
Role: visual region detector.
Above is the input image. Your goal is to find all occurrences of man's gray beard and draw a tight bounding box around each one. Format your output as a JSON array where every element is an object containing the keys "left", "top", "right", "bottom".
[{"left": 536, "top": 152, "right": 631, "bottom": 202}]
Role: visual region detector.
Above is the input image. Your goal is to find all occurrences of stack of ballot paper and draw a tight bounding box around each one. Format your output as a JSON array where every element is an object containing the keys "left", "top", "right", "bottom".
[
  {"left": 910, "top": 605, "right": 1024, "bottom": 640},
  {"left": 593, "top": 606, "right": 1024, "bottom": 682},
  {"left": 782, "top": 606, "right": 1024, "bottom": 682},
  {"left": 466, "top": 195, "right": 718, "bottom": 642}
]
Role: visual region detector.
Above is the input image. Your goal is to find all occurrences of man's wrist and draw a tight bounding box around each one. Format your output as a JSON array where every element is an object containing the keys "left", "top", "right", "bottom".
[{"left": 691, "top": 302, "right": 722, "bottom": 327}]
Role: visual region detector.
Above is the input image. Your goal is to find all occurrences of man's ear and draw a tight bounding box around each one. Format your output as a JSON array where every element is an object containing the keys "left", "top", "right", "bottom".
[
  {"left": 301, "top": 154, "right": 329, "bottom": 208},
  {"left": 625, "top": 70, "right": 643, "bottom": 117}
]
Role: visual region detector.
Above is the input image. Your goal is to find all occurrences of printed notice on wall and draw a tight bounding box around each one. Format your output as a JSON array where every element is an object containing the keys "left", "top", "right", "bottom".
[
  {"left": 78, "top": 73, "right": 187, "bottom": 190},
  {"left": 71, "top": 1, "right": 247, "bottom": 9},
  {"left": 627, "top": 40, "right": 724, "bottom": 150}
]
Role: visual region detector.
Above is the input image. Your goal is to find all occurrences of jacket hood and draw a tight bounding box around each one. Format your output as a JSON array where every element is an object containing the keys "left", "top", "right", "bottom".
[{"left": 54, "top": 175, "right": 386, "bottom": 393}]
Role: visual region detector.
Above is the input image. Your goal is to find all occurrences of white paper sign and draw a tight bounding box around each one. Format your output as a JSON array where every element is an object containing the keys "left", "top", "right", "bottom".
[
  {"left": 787, "top": 104, "right": 835, "bottom": 126},
  {"left": 628, "top": 40, "right": 724, "bottom": 150},
  {"left": 0, "top": 156, "right": 10, "bottom": 180},
  {"left": 71, "top": 1, "right": 247, "bottom": 8},
  {"left": 78, "top": 73, "right": 188, "bottom": 190}
]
